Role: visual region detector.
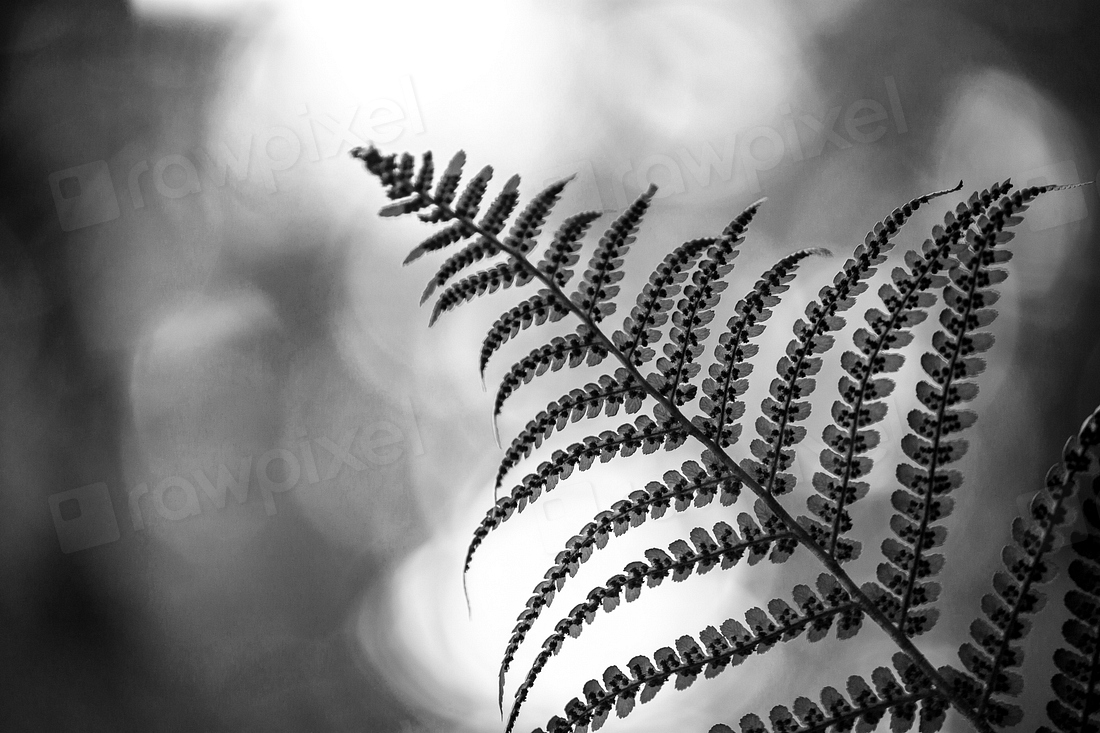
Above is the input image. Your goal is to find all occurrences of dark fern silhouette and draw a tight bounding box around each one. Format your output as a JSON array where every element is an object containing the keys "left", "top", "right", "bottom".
[{"left": 352, "top": 144, "right": 1099, "bottom": 733}]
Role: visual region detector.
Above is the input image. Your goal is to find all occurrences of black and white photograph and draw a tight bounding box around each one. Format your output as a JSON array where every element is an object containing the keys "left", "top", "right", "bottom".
[{"left": 2, "top": 1, "right": 1099, "bottom": 732}]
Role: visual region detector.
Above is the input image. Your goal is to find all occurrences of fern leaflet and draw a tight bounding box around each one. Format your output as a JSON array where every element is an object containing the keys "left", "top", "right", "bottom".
[
  {"left": 942, "top": 397, "right": 1100, "bottom": 727},
  {"left": 504, "top": 500, "right": 791, "bottom": 726},
  {"left": 531, "top": 574, "right": 864, "bottom": 733},
  {"left": 466, "top": 410, "right": 688, "bottom": 574},
  {"left": 744, "top": 183, "right": 964, "bottom": 504},
  {"left": 496, "top": 455, "right": 740, "bottom": 710},
  {"left": 1040, "top": 460, "right": 1100, "bottom": 733},
  {"left": 421, "top": 173, "right": 522, "bottom": 301},
  {"left": 717, "top": 654, "right": 943, "bottom": 733},
  {"left": 571, "top": 186, "right": 657, "bottom": 323},
  {"left": 698, "top": 248, "right": 826, "bottom": 448},
  {"left": 495, "top": 368, "right": 647, "bottom": 489}
]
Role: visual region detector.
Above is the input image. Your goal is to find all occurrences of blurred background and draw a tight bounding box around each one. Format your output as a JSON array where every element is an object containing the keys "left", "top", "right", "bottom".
[{"left": 1, "top": 1, "right": 1098, "bottom": 731}]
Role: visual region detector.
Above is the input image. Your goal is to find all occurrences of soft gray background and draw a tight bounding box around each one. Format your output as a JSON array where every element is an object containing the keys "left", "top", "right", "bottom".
[{"left": 1, "top": 1, "right": 1098, "bottom": 732}]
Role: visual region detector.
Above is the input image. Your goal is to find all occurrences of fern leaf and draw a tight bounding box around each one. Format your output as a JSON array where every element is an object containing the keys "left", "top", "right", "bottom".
[
  {"left": 452, "top": 164, "right": 494, "bottom": 224},
  {"left": 465, "top": 411, "right": 688, "bottom": 575},
  {"left": 611, "top": 236, "right": 715, "bottom": 367},
  {"left": 528, "top": 574, "right": 864, "bottom": 733},
  {"left": 387, "top": 151, "right": 416, "bottom": 199},
  {"left": 429, "top": 262, "right": 521, "bottom": 325},
  {"left": 860, "top": 184, "right": 1058, "bottom": 646},
  {"left": 652, "top": 202, "right": 762, "bottom": 406},
  {"left": 939, "top": 404, "right": 1100, "bottom": 729},
  {"left": 378, "top": 153, "right": 427, "bottom": 213},
  {"left": 538, "top": 211, "right": 605, "bottom": 285},
  {"left": 420, "top": 174, "right": 523, "bottom": 301},
  {"left": 495, "top": 367, "right": 647, "bottom": 489},
  {"left": 698, "top": 248, "right": 826, "bottom": 448},
  {"left": 499, "top": 477, "right": 765, "bottom": 708},
  {"left": 804, "top": 181, "right": 1008, "bottom": 577},
  {"left": 403, "top": 223, "right": 466, "bottom": 266},
  {"left": 496, "top": 468, "right": 752, "bottom": 711},
  {"left": 718, "top": 653, "right": 945, "bottom": 733},
  {"left": 493, "top": 330, "right": 607, "bottom": 417},
  {"left": 571, "top": 185, "right": 657, "bottom": 323},
  {"left": 743, "top": 182, "right": 963, "bottom": 510},
  {"left": 480, "top": 174, "right": 524, "bottom": 235},
  {"left": 418, "top": 149, "right": 467, "bottom": 223},
  {"left": 351, "top": 144, "right": 393, "bottom": 179},
  {"left": 413, "top": 149, "right": 433, "bottom": 195},
  {"left": 1040, "top": 441, "right": 1100, "bottom": 733},
  {"left": 502, "top": 176, "right": 575, "bottom": 255},
  {"left": 478, "top": 211, "right": 605, "bottom": 375},
  {"left": 481, "top": 291, "right": 571, "bottom": 376},
  {"left": 505, "top": 508, "right": 800, "bottom": 729}
]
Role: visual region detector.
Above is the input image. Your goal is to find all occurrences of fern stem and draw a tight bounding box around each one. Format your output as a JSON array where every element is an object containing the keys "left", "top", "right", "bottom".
[{"left": 413, "top": 189, "right": 994, "bottom": 733}]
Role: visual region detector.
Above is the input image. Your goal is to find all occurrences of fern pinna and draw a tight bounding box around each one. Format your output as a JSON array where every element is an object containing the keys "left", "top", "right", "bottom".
[{"left": 352, "top": 143, "right": 1098, "bottom": 733}]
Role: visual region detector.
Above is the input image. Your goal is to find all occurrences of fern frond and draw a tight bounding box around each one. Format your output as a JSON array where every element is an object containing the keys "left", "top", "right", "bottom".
[
  {"left": 412, "top": 149, "right": 433, "bottom": 195},
  {"left": 804, "top": 181, "right": 1008, "bottom": 579},
  {"left": 494, "top": 330, "right": 608, "bottom": 417},
  {"left": 652, "top": 203, "right": 763, "bottom": 406},
  {"left": 481, "top": 291, "right": 571, "bottom": 377},
  {"left": 502, "top": 175, "right": 575, "bottom": 255},
  {"left": 860, "top": 185, "right": 1057, "bottom": 648},
  {"left": 529, "top": 574, "right": 864, "bottom": 733},
  {"left": 403, "top": 222, "right": 468, "bottom": 266},
  {"left": 451, "top": 164, "right": 494, "bottom": 223},
  {"left": 938, "top": 403, "right": 1100, "bottom": 729},
  {"left": 465, "top": 411, "right": 688, "bottom": 574},
  {"left": 495, "top": 367, "right": 647, "bottom": 489},
  {"left": 506, "top": 510, "right": 800, "bottom": 730},
  {"left": 571, "top": 185, "right": 657, "bottom": 323},
  {"left": 742, "top": 182, "right": 962, "bottom": 513},
  {"left": 698, "top": 248, "right": 827, "bottom": 448},
  {"left": 497, "top": 455, "right": 741, "bottom": 710},
  {"left": 418, "top": 149, "right": 467, "bottom": 223},
  {"left": 429, "top": 262, "right": 521, "bottom": 325},
  {"left": 1041, "top": 456, "right": 1100, "bottom": 733},
  {"left": 718, "top": 653, "right": 944, "bottom": 733},
  {"left": 611, "top": 236, "right": 715, "bottom": 367},
  {"left": 358, "top": 146, "right": 1092, "bottom": 733},
  {"left": 420, "top": 174, "right": 522, "bottom": 301}
]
